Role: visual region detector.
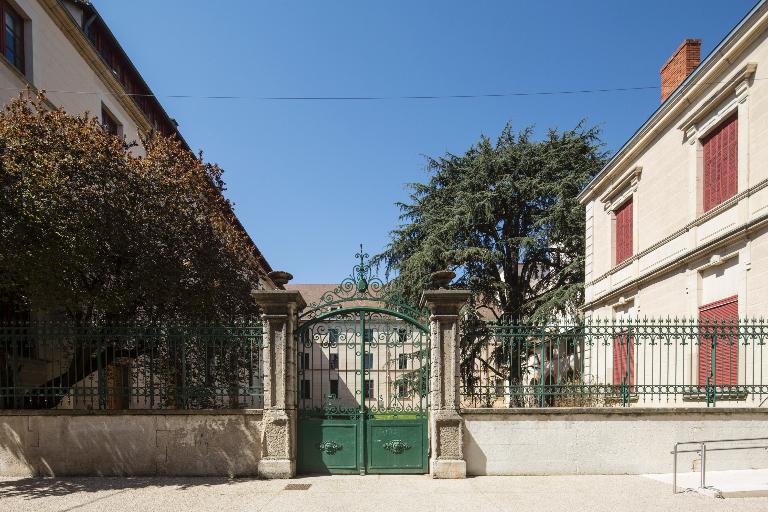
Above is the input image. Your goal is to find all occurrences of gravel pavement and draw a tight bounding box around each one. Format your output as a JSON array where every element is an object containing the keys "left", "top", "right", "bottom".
[{"left": 1, "top": 474, "right": 767, "bottom": 512}]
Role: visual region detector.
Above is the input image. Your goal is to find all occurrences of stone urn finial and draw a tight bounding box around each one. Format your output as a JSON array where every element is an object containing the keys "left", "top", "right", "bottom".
[
  {"left": 267, "top": 270, "right": 293, "bottom": 287},
  {"left": 430, "top": 270, "right": 456, "bottom": 289}
]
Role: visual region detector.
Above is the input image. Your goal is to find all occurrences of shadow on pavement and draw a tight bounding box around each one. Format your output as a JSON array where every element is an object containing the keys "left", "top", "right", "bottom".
[{"left": 0, "top": 477, "right": 251, "bottom": 500}]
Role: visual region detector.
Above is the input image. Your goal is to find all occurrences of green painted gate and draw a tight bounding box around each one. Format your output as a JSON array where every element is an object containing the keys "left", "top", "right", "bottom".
[{"left": 296, "top": 248, "right": 429, "bottom": 474}]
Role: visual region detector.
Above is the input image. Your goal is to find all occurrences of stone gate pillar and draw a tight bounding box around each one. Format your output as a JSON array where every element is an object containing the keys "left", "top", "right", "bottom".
[
  {"left": 253, "top": 281, "right": 306, "bottom": 479},
  {"left": 421, "top": 286, "right": 471, "bottom": 479}
]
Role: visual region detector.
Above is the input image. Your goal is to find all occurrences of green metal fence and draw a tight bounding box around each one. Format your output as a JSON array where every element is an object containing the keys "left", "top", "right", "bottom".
[
  {"left": 461, "top": 318, "right": 768, "bottom": 408},
  {"left": 0, "top": 320, "right": 263, "bottom": 410}
]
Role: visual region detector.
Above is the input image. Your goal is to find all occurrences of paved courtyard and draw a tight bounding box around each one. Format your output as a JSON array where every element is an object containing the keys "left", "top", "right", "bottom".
[{"left": 1, "top": 474, "right": 768, "bottom": 512}]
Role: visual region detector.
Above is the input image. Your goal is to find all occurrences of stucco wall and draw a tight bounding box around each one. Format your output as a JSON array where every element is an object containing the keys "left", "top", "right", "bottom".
[
  {"left": 584, "top": 10, "right": 768, "bottom": 317},
  {"left": 463, "top": 408, "right": 768, "bottom": 476},
  {"left": 0, "top": 1, "right": 149, "bottom": 149},
  {"left": 0, "top": 410, "right": 263, "bottom": 477}
]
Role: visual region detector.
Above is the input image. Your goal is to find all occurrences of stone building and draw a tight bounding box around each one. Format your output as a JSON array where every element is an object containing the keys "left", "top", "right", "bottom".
[
  {"left": 579, "top": 1, "right": 768, "bottom": 321},
  {"left": 577, "top": 1, "right": 768, "bottom": 398}
]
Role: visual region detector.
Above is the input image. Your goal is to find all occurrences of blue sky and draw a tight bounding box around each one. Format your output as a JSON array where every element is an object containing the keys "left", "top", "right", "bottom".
[{"left": 93, "top": 0, "right": 754, "bottom": 283}]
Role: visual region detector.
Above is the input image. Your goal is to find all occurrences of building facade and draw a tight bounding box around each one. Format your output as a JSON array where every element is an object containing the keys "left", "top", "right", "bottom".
[
  {"left": 0, "top": 0, "right": 177, "bottom": 147},
  {"left": 575, "top": 2, "right": 768, "bottom": 402},
  {"left": 579, "top": 1, "right": 768, "bottom": 321},
  {"left": 0, "top": 0, "right": 275, "bottom": 288}
]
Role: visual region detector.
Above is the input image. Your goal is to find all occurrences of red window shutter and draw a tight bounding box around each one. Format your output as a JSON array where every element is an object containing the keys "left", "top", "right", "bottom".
[
  {"left": 726, "top": 116, "right": 738, "bottom": 199},
  {"left": 703, "top": 115, "right": 738, "bottom": 211},
  {"left": 698, "top": 296, "right": 738, "bottom": 387},
  {"left": 615, "top": 199, "right": 633, "bottom": 265},
  {"left": 613, "top": 332, "right": 634, "bottom": 388}
]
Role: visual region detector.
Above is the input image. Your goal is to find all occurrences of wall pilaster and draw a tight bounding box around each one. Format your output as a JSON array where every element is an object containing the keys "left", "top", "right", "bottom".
[
  {"left": 252, "top": 289, "right": 306, "bottom": 479},
  {"left": 421, "top": 288, "right": 471, "bottom": 479}
]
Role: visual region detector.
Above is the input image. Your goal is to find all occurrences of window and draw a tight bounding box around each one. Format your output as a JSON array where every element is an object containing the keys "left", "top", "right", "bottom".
[
  {"left": 699, "top": 296, "right": 738, "bottom": 386},
  {"left": 300, "top": 379, "right": 311, "bottom": 399},
  {"left": 398, "top": 354, "right": 408, "bottom": 370},
  {"left": 494, "top": 377, "right": 505, "bottom": 398},
  {"left": 1, "top": 2, "right": 23, "bottom": 74},
  {"left": 106, "top": 363, "right": 131, "bottom": 410},
  {"left": 614, "top": 198, "right": 633, "bottom": 265},
  {"left": 364, "top": 379, "right": 374, "bottom": 399},
  {"left": 397, "top": 329, "right": 407, "bottom": 343},
  {"left": 328, "top": 328, "right": 339, "bottom": 344},
  {"left": 612, "top": 332, "right": 634, "bottom": 389},
  {"left": 298, "top": 352, "right": 310, "bottom": 371},
  {"left": 0, "top": 303, "right": 33, "bottom": 358},
  {"left": 328, "top": 353, "right": 339, "bottom": 370},
  {"left": 363, "top": 328, "right": 373, "bottom": 344},
  {"left": 10, "top": 332, "right": 34, "bottom": 359},
  {"left": 363, "top": 353, "right": 373, "bottom": 369},
  {"left": 101, "top": 106, "right": 120, "bottom": 136},
  {"left": 702, "top": 114, "right": 738, "bottom": 212},
  {"left": 329, "top": 379, "right": 339, "bottom": 399},
  {"left": 397, "top": 383, "right": 408, "bottom": 398}
]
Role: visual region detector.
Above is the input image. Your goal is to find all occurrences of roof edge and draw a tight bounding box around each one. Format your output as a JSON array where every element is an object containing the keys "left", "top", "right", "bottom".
[
  {"left": 578, "top": 0, "right": 768, "bottom": 204},
  {"left": 57, "top": 1, "right": 277, "bottom": 281}
]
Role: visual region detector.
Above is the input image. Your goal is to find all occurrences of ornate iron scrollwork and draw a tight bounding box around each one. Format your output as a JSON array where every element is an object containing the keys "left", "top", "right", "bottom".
[
  {"left": 297, "top": 245, "right": 428, "bottom": 324},
  {"left": 318, "top": 440, "right": 342, "bottom": 455},
  {"left": 382, "top": 440, "right": 411, "bottom": 454}
]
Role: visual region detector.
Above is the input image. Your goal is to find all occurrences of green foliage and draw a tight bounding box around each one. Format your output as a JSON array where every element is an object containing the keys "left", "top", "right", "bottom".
[
  {"left": 0, "top": 94, "right": 262, "bottom": 324},
  {"left": 0, "top": 94, "right": 266, "bottom": 408},
  {"left": 376, "top": 121, "right": 606, "bottom": 321}
]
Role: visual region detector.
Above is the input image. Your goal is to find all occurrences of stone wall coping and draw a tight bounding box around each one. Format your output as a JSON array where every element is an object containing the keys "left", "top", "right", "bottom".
[
  {"left": 420, "top": 289, "right": 472, "bottom": 315},
  {"left": 0, "top": 408, "right": 264, "bottom": 416},
  {"left": 461, "top": 407, "right": 768, "bottom": 416},
  {"left": 252, "top": 289, "right": 307, "bottom": 311}
]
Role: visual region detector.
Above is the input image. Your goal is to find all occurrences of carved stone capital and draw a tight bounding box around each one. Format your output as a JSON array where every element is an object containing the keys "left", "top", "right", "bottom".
[
  {"left": 252, "top": 290, "right": 306, "bottom": 317},
  {"left": 420, "top": 289, "right": 472, "bottom": 317}
]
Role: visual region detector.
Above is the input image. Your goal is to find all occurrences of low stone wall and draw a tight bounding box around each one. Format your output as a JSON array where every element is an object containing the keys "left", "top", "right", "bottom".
[
  {"left": 463, "top": 408, "right": 768, "bottom": 476},
  {"left": 0, "top": 410, "right": 263, "bottom": 477}
]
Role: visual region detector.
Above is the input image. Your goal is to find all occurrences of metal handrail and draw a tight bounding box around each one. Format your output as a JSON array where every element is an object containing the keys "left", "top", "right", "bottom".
[{"left": 671, "top": 437, "right": 768, "bottom": 494}]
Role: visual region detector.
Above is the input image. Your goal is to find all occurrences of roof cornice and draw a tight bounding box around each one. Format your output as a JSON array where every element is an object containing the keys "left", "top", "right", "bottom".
[
  {"left": 578, "top": 0, "right": 768, "bottom": 205},
  {"left": 41, "top": 0, "right": 276, "bottom": 280},
  {"left": 40, "top": 0, "right": 153, "bottom": 135}
]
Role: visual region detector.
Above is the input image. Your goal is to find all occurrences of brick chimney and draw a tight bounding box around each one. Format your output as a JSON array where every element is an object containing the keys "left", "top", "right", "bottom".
[{"left": 660, "top": 39, "right": 701, "bottom": 103}]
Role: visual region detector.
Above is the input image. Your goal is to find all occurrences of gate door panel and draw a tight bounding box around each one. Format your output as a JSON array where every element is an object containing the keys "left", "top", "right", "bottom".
[
  {"left": 295, "top": 248, "right": 429, "bottom": 475},
  {"left": 298, "top": 419, "right": 359, "bottom": 474},
  {"left": 367, "top": 419, "right": 426, "bottom": 473}
]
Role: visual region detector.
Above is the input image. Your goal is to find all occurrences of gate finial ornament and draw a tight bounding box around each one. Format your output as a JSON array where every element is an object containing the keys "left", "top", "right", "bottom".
[
  {"left": 430, "top": 270, "right": 456, "bottom": 289},
  {"left": 267, "top": 270, "right": 294, "bottom": 287},
  {"left": 299, "top": 245, "right": 427, "bottom": 323},
  {"left": 355, "top": 244, "right": 369, "bottom": 292}
]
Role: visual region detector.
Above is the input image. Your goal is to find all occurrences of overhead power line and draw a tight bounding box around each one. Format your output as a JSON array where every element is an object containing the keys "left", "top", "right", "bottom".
[
  {"left": 0, "top": 84, "right": 661, "bottom": 101},
  {"left": 2, "top": 77, "right": 762, "bottom": 101}
]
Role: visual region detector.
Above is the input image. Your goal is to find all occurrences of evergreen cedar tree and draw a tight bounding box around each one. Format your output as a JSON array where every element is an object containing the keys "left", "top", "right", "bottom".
[
  {"left": 374, "top": 123, "right": 606, "bottom": 396},
  {"left": 0, "top": 94, "right": 262, "bottom": 325}
]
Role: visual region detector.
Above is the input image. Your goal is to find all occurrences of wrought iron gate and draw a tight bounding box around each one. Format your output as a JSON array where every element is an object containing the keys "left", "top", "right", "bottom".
[{"left": 296, "top": 249, "right": 429, "bottom": 474}]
